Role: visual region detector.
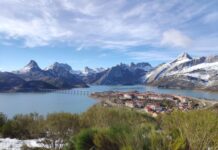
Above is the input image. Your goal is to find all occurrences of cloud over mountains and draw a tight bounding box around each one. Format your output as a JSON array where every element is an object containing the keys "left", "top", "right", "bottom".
[{"left": 0, "top": 0, "right": 217, "bottom": 57}]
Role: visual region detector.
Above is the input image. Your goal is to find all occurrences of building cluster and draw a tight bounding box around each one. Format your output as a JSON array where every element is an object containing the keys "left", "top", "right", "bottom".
[{"left": 91, "top": 91, "right": 202, "bottom": 117}]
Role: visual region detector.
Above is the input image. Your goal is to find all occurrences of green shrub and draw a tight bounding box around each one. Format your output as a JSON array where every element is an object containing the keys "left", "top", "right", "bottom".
[
  {"left": 2, "top": 113, "right": 44, "bottom": 139},
  {"left": 44, "top": 112, "right": 80, "bottom": 149},
  {"left": 1, "top": 106, "right": 218, "bottom": 150},
  {"left": 65, "top": 106, "right": 158, "bottom": 150},
  {"left": 0, "top": 112, "right": 7, "bottom": 134},
  {"left": 80, "top": 106, "right": 155, "bottom": 128},
  {"left": 74, "top": 128, "right": 97, "bottom": 150},
  {"left": 160, "top": 110, "right": 218, "bottom": 150},
  {"left": 93, "top": 126, "right": 131, "bottom": 150}
]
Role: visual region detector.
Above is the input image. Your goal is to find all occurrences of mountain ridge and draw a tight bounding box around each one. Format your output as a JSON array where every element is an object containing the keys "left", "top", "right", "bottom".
[
  {"left": 1, "top": 53, "right": 218, "bottom": 92},
  {"left": 0, "top": 60, "right": 152, "bottom": 91},
  {"left": 146, "top": 53, "right": 218, "bottom": 91}
]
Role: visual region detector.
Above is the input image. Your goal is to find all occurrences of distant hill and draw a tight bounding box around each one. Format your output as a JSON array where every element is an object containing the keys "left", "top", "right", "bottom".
[
  {"left": 0, "top": 72, "right": 57, "bottom": 92},
  {"left": 0, "top": 72, "right": 25, "bottom": 92}
]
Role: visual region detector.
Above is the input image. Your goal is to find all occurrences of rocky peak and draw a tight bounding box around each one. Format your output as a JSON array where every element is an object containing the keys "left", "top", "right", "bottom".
[
  {"left": 84, "top": 67, "right": 94, "bottom": 72},
  {"left": 176, "top": 52, "right": 192, "bottom": 61},
  {"left": 27, "top": 60, "right": 39, "bottom": 68},
  {"left": 83, "top": 67, "right": 95, "bottom": 75},
  {"left": 20, "top": 60, "right": 41, "bottom": 73},
  {"left": 46, "top": 62, "right": 72, "bottom": 72},
  {"left": 83, "top": 66, "right": 106, "bottom": 75}
]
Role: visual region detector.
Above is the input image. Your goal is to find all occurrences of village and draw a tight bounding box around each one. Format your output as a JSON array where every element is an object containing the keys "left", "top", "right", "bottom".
[{"left": 90, "top": 91, "right": 208, "bottom": 117}]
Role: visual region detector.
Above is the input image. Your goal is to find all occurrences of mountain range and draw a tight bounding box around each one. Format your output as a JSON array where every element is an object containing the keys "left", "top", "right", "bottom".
[
  {"left": 145, "top": 53, "right": 218, "bottom": 91},
  {"left": 0, "top": 52, "right": 217, "bottom": 92},
  {"left": 93, "top": 63, "right": 152, "bottom": 85},
  {"left": 0, "top": 60, "right": 152, "bottom": 92}
]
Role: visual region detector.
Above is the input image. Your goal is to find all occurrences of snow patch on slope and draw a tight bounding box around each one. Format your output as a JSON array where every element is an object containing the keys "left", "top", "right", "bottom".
[
  {"left": 0, "top": 138, "right": 46, "bottom": 150},
  {"left": 82, "top": 67, "right": 106, "bottom": 75},
  {"left": 146, "top": 53, "right": 192, "bottom": 80},
  {"left": 167, "top": 62, "right": 218, "bottom": 81}
]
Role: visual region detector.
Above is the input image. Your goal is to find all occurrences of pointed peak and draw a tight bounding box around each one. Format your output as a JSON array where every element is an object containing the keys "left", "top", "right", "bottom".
[
  {"left": 19, "top": 60, "right": 41, "bottom": 73},
  {"left": 27, "top": 60, "right": 38, "bottom": 67},
  {"left": 177, "top": 52, "right": 192, "bottom": 60},
  {"left": 25, "top": 60, "right": 40, "bottom": 69}
]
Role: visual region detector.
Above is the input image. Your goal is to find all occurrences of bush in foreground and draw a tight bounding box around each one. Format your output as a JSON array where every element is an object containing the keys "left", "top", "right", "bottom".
[
  {"left": 0, "top": 106, "right": 218, "bottom": 150},
  {"left": 160, "top": 110, "right": 218, "bottom": 150},
  {"left": 0, "top": 112, "right": 7, "bottom": 134},
  {"left": 2, "top": 113, "right": 44, "bottom": 139}
]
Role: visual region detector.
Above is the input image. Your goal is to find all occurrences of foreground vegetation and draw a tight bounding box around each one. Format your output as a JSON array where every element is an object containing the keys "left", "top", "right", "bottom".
[{"left": 0, "top": 105, "right": 218, "bottom": 150}]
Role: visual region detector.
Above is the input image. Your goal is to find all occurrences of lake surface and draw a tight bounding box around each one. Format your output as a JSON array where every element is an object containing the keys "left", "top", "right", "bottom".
[{"left": 0, "top": 85, "right": 218, "bottom": 117}]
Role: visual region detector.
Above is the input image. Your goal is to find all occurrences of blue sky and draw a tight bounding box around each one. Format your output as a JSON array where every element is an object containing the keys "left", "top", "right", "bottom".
[{"left": 0, "top": 0, "right": 218, "bottom": 71}]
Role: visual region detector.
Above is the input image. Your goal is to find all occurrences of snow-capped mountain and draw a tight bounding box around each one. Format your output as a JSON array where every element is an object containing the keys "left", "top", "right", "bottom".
[
  {"left": 93, "top": 62, "right": 152, "bottom": 85},
  {"left": 14, "top": 61, "right": 87, "bottom": 89},
  {"left": 44, "top": 62, "right": 87, "bottom": 88},
  {"left": 146, "top": 52, "right": 193, "bottom": 83},
  {"left": 45, "top": 62, "right": 83, "bottom": 75},
  {"left": 82, "top": 67, "right": 106, "bottom": 75},
  {"left": 81, "top": 62, "right": 152, "bottom": 85},
  {"left": 45, "top": 62, "right": 75, "bottom": 77},
  {"left": 15, "top": 60, "right": 48, "bottom": 81},
  {"left": 17, "top": 60, "right": 42, "bottom": 74},
  {"left": 146, "top": 53, "right": 218, "bottom": 91},
  {"left": 130, "top": 62, "right": 153, "bottom": 72},
  {"left": 95, "top": 67, "right": 106, "bottom": 73},
  {"left": 45, "top": 62, "right": 72, "bottom": 72}
]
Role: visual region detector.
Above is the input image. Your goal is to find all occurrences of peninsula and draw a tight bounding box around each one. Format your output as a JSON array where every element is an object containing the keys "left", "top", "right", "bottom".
[{"left": 91, "top": 91, "right": 217, "bottom": 117}]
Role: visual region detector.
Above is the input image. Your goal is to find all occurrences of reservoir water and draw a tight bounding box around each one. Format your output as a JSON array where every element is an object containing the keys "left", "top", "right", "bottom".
[{"left": 0, "top": 85, "right": 217, "bottom": 117}]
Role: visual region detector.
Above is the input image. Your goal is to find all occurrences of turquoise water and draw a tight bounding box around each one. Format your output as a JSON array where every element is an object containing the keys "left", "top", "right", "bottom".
[{"left": 0, "top": 85, "right": 217, "bottom": 117}]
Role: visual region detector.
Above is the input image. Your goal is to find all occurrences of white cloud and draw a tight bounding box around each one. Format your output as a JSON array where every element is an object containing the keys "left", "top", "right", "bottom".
[
  {"left": 0, "top": 0, "right": 160, "bottom": 48},
  {"left": 0, "top": 0, "right": 216, "bottom": 57},
  {"left": 0, "top": 16, "right": 72, "bottom": 47},
  {"left": 161, "top": 29, "right": 192, "bottom": 48}
]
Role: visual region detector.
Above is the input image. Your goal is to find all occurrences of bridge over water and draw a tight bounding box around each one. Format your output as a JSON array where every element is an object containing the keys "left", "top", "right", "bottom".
[{"left": 19, "top": 88, "right": 93, "bottom": 96}]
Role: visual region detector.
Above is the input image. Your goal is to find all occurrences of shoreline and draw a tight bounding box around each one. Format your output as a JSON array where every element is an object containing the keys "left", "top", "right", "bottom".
[
  {"left": 147, "top": 84, "right": 218, "bottom": 94},
  {"left": 91, "top": 94, "right": 218, "bottom": 108},
  {"left": 0, "top": 85, "right": 218, "bottom": 101},
  {"left": 184, "top": 96, "right": 218, "bottom": 107},
  {"left": 90, "top": 91, "right": 218, "bottom": 114}
]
